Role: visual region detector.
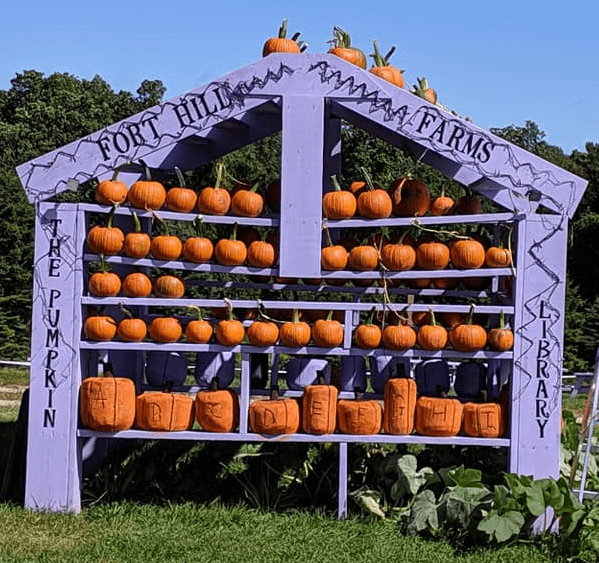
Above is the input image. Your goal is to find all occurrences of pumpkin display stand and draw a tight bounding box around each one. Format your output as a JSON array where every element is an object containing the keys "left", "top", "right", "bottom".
[{"left": 17, "top": 53, "right": 587, "bottom": 516}]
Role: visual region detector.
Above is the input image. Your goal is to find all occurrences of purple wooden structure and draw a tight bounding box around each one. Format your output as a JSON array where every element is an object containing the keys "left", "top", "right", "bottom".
[{"left": 16, "top": 53, "right": 588, "bottom": 515}]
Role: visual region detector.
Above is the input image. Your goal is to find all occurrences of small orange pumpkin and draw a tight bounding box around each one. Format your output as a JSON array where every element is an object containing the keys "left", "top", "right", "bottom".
[
  {"left": 455, "top": 192, "right": 482, "bottom": 215},
  {"left": 116, "top": 307, "right": 147, "bottom": 342},
  {"left": 184, "top": 306, "right": 213, "bottom": 344},
  {"left": 279, "top": 309, "right": 311, "bottom": 348},
  {"left": 429, "top": 186, "right": 455, "bottom": 216},
  {"left": 247, "top": 238, "right": 276, "bottom": 268},
  {"left": 136, "top": 391, "right": 194, "bottom": 431},
  {"left": 127, "top": 164, "right": 166, "bottom": 210},
  {"left": 415, "top": 396, "right": 463, "bottom": 437},
  {"left": 197, "top": 163, "right": 231, "bottom": 216},
  {"left": 215, "top": 299, "right": 245, "bottom": 346},
  {"left": 153, "top": 274, "right": 185, "bottom": 298},
  {"left": 416, "top": 310, "right": 448, "bottom": 351},
  {"left": 122, "top": 271, "right": 153, "bottom": 298},
  {"left": 389, "top": 176, "right": 430, "bottom": 217},
  {"left": 328, "top": 26, "right": 367, "bottom": 68},
  {"left": 214, "top": 223, "right": 247, "bottom": 266},
  {"left": 354, "top": 308, "right": 382, "bottom": 349},
  {"left": 262, "top": 19, "right": 302, "bottom": 56},
  {"left": 348, "top": 244, "right": 379, "bottom": 271},
  {"left": 88, "top": 257, "right": 121, "bottom": 297},
  {"left": 83, "top": 313, "right": 117, "bottom": 341},
  {"left": 415, "top": 234, "right": 450, "bottom": 270},
  {"left": 380, "top": 232, "right": 416, "bottom": 271},
  {"left": 382, "top": 316, "right": 416, "bottom": 350},
  {"left": 165, "top": 166, "right": 197, "bottom": 213},
  {"left": 369, "top": 41, "right": 405, "bottom": 88},
  {"left": 86, "top": 207, "right": 124, "bottom": 256},
  {"left": 95, "top": 168, "right": 128, "bottom": 206},
  {"left": 321, "top": 228, "right": 349, "bottom": 271},
  {"left": 231, "top": 183, "right": 264, "bottom": 218},
  {"left": 487, "top": 310, "right": 514, "bottom": 351},
  {"left": 247, "top": 318, "right": 279, "bottom": 347},
  {"left": 356, "top": 167, "right": 392, "bottom": 219},
  {"left": 450, "top": 238, "right": 486, "bottom": 269},
  {"left": 150, "top": 218, "right": 183, "bottom": 261},
  {"left": 485, "top": 244, "right": 513, "bottom": 268},
  {"left": 322, "top": 174, "right": 357, "bottom": 220},
  {"left": 312, "top": 310, "right": 344, "bottom": 348},
  {"left": 149, "top": 316, "right": 182, "bottom": 343},
  {"left": 123, "top": 211, "right": 151, "bottom": 258},
  {"left": 249, "top": 386, "right": 301, "bottom": 435},
  {"left": 448, "top": 306, "right": 488, "bottom": 352}
]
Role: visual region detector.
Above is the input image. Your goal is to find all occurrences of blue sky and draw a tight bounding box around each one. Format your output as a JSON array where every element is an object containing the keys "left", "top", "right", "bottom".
[{"left": 1, "top": 0, "right": 597, "bottom": 154}]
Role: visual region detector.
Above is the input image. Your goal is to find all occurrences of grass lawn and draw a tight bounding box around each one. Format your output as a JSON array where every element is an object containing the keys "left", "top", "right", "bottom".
[{"left": 0, "top": 502, "right": 556, "bottom": 563}]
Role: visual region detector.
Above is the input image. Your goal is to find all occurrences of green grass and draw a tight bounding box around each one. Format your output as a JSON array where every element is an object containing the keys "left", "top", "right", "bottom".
[{"left": 0, "top": 502, "right": 555, "bottom": 563}]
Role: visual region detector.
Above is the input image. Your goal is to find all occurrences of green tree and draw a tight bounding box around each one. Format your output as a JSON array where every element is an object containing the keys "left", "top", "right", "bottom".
[{"left": 0, "top": 70, "right": 165, "bottom": 359}]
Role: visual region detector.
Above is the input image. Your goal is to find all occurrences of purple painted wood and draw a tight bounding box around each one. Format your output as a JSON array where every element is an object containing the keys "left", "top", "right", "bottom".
[
  {"left": 509, "top": 214, "right": 567, "bottom": 478},
  {"left": 26, "top": 203, "right": 85, "bottom": 512},
  {"left": 15, "top": 52, "right": 591, "bottom": 518}
]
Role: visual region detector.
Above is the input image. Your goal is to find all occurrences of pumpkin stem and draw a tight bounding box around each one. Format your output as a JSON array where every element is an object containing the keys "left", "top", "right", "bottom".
[
  {"left": 298, "top": 41, "right": 309, "bottom": 53},
  {"left": 231, "top": 222, "right": 238, "bottom": 241},
  {"left": 366, "top": 306, "right": 377, "bottom": 326},
  {"left": 223, "top": 298, "right": 235, "bottom": 321},
  {"left": 131, "top": 210, "right": 143, "bottom": 233},
  {"left": 498, "top": 309, "right": 506, "bottom": 330},
  {"left": 410, "top": 218, "right": 469, "bottom": 241},
  {"left": 215, "top": 162, "right": 225, "bottom": 191},
  {"left": 360, "top": 166, "right": 376, "bottom": 192},
  {"left": 428, "top": 308, "right": 438, "bottom": 326},
  {"left": 152, "top": 211, "right": 170, "bottom": 236},
  {"left": 270, "top": 384, "right": 280, "bottom": 400},
  {"left": 256, "top": 299, "right": 279, "bottom": 323},
  {"left": 105, "top": 203, "right": 119, "bottom": 229},
  {"left": 139, "top": 159, "right": 152, "bottom": 181},
  {"left": 278, "top": 18, "right": 289, "bottom": 39},
  {"left": 118, "top": 302, "right": 134, "bottom": 319},
  {"left": 97, "top": 254, "right": 110, "bottom": 274},
  {"left": 316, "top": 369, "right": 326, "bottom": 386},
  {"left": 466, "top": 304, "right": 475, "bottom": 325},
  {"left": 193, "top": 216, "right": 204, "bottom": 237},
  {"left": 101, "top": 361, "right": 115, "bottom": 378},
  {"left": 323, "top": 225, "right": 335, "bottom": 248},
  {"left": 210, "top": 376, "right": 219, "bottom": 391},
  {"left": 186, "top": 305, "right": 205, "bottom": 321},
  {"left": 331, "top": 26, "right": 353, "bottom": 49},
  {"left": 353, "top": 386, "right": 364, "bottom": 399},
  {"left": 330, "top": 174, "right": 343, "bottom": 192},
  {"left": 291, "top": 308, "right": 300, "bottom": 323},
  {"left": 174, "top": 166, "right": 186, "bottom": 187}
]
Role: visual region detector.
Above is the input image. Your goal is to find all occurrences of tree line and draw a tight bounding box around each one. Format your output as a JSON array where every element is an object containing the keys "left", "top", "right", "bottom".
[{"left": 0, "top": 70, "right": 597, "bottom": 371}]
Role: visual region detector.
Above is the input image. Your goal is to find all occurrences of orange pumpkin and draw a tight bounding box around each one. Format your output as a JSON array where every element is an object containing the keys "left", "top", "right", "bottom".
[
  {"left": 195, "top": 377, "right": 239, "bottom": 433},
  {"left": 149, "top": 316, "right": 182, "bottom": 343},
  {"left": 247, "top": 239, "right": 276, "bottom": 268},
  {"left": 487, "top": 310, "right": 514, "bottom": 351},
  {"left": 79, "top": 365, "right": 135, "bottom": 432},
  {"left": 415, "top": 396, "right": 463, "bottom": 437},
  {"left": 380, "top": 232, "right": 416, "bottom": 271},
  {"left": 183, "top": 236, "right": 213, "bottom": 263},
  {"left": 279, "top": 309, "right": 311, "bottom": 347},
  {"left": 416, "top": 310, "right": 448, "bottom": 351},
  {"left": 88, "top": 258, "right": 121, "bottom": 297},
  {"left": 262, "top": 19, "right": 302, "bottom": 56},
  {"left": 127, "top": 165, "right": 166, "bottom": 210},
  {"left": 86, "top": 209, "right": 124, "bottom": 256},
  {"left": 322, "top": 174, "right": 357, "bottom": 220},
  {"left": 389, "top": 176, "right": 430, "bottom": 217},
  {"left": 116, "top": 310, "right": 147, "bottom": 342},
  {"left": 123, "top": 211, "right": 151, "bottom": 258},
  {"left": 321, "top": 243, "right": 349, "bottom": 271},
  {"left": 328, "top": 26, "right": 366, "bottom": 68},
  {"left": 354, "top": 308, "right": 382, "bottom": 349},
  {"left": 136, "top": 391, "right": 194, "bottom": 431},
  {"left": 214, "top": 224, "right": 247, "bottom": 266},
  {"left": 415, "top": 234, "right": 450, "bottom": 270},
  {"left": 312, "top": 311, "right": 344, "bottom": 348},
  {"left": 356, "top": 167, "right": 393, "bottom": 218},
  {"left": 429, "top": 187, "right": 456, "bottom": 216},
  {"left": 302, "top": 374, "right": 338, "bottom": 435},
  {"left": 197, "top": 163, "right": 231, "bottom": 215},
  {"left": 247, "top": 319, "right": 279, "bottom": 347},
  {"left": 215, "top": 300, "right": 245, "bottom": 346},
  {"left": 485, "top": 245, "right": 513, "bottom": 268},
  {"left": 382, "top": 318, "right": 416, "bottom": 350},
  {"left": 249, "top": 386, "right": 301, "bottom": 434},
  {"left": 348, "top": 244, "right": 379, "bottom": 271},
  {"left": 165, "top": 166, "right": 197, "bottom": 213},
  {"left": 122, "top": 271, "right": 153, "bottom": 298},
  {"left": 153, "top": 274, "right": 185, "bottom": 298},
  {"left": 95, "top": 169, "right": 128, "bottom": 206},
  {"left": 463, "top": 402, "right": 506, "bottom": 438},
  {"left": 83, "top": 314, "right": 117, "bottom": 341},
  {"left": 369, "top": 41, "right": 405, "bottom": 88},
  {"left": 450, "top": 238, "right": 485, "bottom": 269},
  {"left": 150, "top": 218, "right": 183, "bottom": 261},
  {"left": 185, "top": 307, "right": 213, "bottom": 344},
  {"left": 448, "top": 306, "right": 488, "bottom": 352},
  {"left": 337, "top": 390, "right": 383, "bottom": 434},
  {"left": 455, "top": 192, "right": 482, "bottom": 215},
  {"left": 231, "top": 183, "right": 264, "bottom": 218},
  {"left": 383, "top": 376, "right": 417, "bottom": 435}
]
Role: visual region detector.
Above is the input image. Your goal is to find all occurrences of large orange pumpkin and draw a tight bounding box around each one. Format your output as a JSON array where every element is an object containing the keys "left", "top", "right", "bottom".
[
  {"left": 337, "top": 390, "right": 382, "bottom": 435},
  {"left": 249, "top": 386, "right": 301, "bottom": 435},
  {"left": 195, "top": 378, "right": 239, "bottom": 433},
  {"left": 383, "top": 376, "right": 417, "bottom": 435},
  {"left": 302, "top": 374, "right": 338, "bottom": 435},
  {"left": 415, "top": 396, "right": 463, "bottom": 437},
  {"left": 135, "top": 391, "right": 194, "bottom": 431}
]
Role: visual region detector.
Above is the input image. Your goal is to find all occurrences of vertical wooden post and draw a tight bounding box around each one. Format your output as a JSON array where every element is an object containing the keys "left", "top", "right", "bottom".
[
  {"left": 279, "top": 95, "right": 325, "bottom": 278},
  {"left": 510, "top": 214, "right": 567, "bottom": 478},
  {"left": 26, "top": 203, "right": 84, "bottom": 511},
  {"left": 338, "top": 442, "right": 348, "bottom": 519}
]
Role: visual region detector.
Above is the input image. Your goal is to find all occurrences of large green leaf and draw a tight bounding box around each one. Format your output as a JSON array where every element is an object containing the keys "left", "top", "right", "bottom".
[
  {"left": 407, "top": 489, "right": 439, "bottom": 535},
  {"left": 477, "top": 509, "right": 525, "bottom": 543}
]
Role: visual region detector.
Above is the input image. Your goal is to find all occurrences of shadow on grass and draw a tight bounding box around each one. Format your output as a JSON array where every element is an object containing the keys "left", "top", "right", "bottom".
[{"left": 0, "top": 388, "right": 28, "bottom": 504}]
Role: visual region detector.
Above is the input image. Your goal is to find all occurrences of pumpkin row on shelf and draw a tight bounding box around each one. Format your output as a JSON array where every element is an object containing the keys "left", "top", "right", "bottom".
[
  {"left": 323, "top": 169, "right": 487, "bottom": 220},
  {"left": 80, "top": 371, "right": 506, "bottom": 439},
  {"left": 82, "top": 307, "right": 513, "bottom": 352},
  {"left": 95, "top": 164, "right": 277, "bottom": 218}
]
